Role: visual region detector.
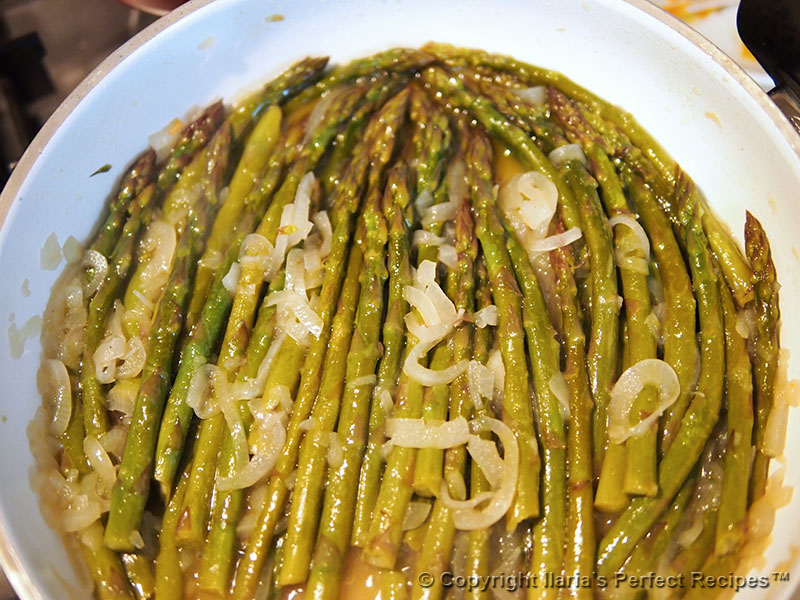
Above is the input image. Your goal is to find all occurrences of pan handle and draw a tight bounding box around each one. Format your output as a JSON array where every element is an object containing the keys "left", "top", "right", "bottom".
[{"left": 769, "top": 85, "right": 800, "bottom": 136}]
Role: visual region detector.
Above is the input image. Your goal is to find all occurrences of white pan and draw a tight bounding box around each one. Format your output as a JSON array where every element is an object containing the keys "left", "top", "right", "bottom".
[{"left": 0, "top": 0, "right": 798, "bottom": 598}]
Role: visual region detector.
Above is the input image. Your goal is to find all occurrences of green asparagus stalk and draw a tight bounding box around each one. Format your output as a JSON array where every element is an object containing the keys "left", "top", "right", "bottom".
[
  {"left": 351, "top": 164, "right": 414, "bottom": 547},
  {"left": 550, "top": 234, "right": 595, "bottom": 600},
  {"left": 89, "top": 148, "right": 156, "bottom": 262},
  {"left": 227, "top": 56, "right": 329, "bottom": 140},
  {"left": 283, "top": 47, "right": 433, "bottom": 113},
  {"left": 410, "top": 199, "right": 478, "bottom": 600},
  {"left": 304, "top": 172, "right": 392, "bottom": 599},
  {"left": 715, "top": 280, "right": 754, "bottom": 555},
  {"left": 503, "top": 227, "right": 566, "bottom": 595},
  {"left": 745, "top": 211, "right": 780, "bottom": 502},
  {"left": 81, "top": 183, "right": 156, "bottom": 438},
  {"left": 154, "top": 460, "right": 192, "bottom": 600},
  {"left": 280, "top": 88, "right": 409, "bottom": 586},
  {"left": 465, "top": 127, "right": 541, "bottom": 528},
  {"left": 596, "top": 177, "right": 724, "bottom": 576},
  {"left": 156, "top": 101, "right": 225, "bottom": 194},
  {"left": 80, "top": 522, "right": 136, "bottom": 600},
  {"left": 232, "top": 88, "right": 410, "bottom": 599},
  {"left": 465, "top": 256, "right": 494, "bottom": 600},
  {"left": 104, "top": 122, "right": 232, "bottom": 552},
  {"left": 120, "top": 553, "right": 154, "bottom": 600}
]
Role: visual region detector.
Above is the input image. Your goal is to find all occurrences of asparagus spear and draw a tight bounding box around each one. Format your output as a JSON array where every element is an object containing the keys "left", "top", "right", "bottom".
[
  {"left": 154, "top": 459, "right": 192, "bottom": 600},
  {"left": 304, "top": 168, "right": 392, "bottom": 599},
  {"left": 232, "top": 89, "right": 410, "bottom": 599},
  {"left": 361, "top": 90, "right": 453, "bottom": 570},
  {"left": 120, "top": 553, "right": 154, "bottom": 600},
  {"left": 88, "top": 148, "right": 156, "bottom": 264},
  {"left": 715, "top": 279, "right": 754, "bottom": 555},
  {"left": 504, "top": 227, "right": 566, "bottom": 594},
  {"left": 280, "top": 88, "right": 409, "bottom": 586},
  {"left": 156, "top": 101, "right": 225, "bottom": 194},
  {"left": 465, "top": 127, "right": 541, "bottom": 528},
  {"left": 104, "top": 122, "right": 233, "bottom": 551},
  {"left": 745, "top": 211, "right": 780, "bottom": 502},
  {"left": 351, "top": 164, "right": 414, "bottom": 547},
  {"left": 410, "top": 198, "right": 478, "bottom": 600},
  {"left": 550, "top": 234, "right": 595, "bottom": 600},
  {"left": 81, "top": 183, "right": 156, "bottom": 439},
  {"left": 80, "top": 522, "right": 136, "bottom": 600},
  {"left": 596, "top": 176, "right": 724, "bottom": 576},
  {"left": 465, "top": 256, "right": 494, "bottom": 600},
  {"left": 227, "top": 56, "right": 329, "bottom": 140}
]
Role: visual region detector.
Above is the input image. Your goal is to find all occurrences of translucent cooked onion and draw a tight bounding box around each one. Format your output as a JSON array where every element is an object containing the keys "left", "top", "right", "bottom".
[
  {"left": 327, "top": 433, "right": 344, "bottom": 469},
  {"left": 186, "top": 364, "right": 223, "bottom": 419},
  {"left": 415, "top": 189, "right": 434, "bottom": 211},
  {"left": 467, "top": 361, "right": 494, "bottom": 411},
  {"left": 548, "top": 373, "right": 570, "bottom": 420},
  {"left": 377, "top": 387, "right": 393, "bottom": 416},
  {"left": 499, "top": 171, "right": 558, "bottom": 238},
  {"left": 526, "top": 227, "right": 583, "bottom": 253},
  {"left": 404, "top": 286, "right": 440, "bottom": 328},
  {"left": 107, "top": 379, "right": 140, "bottom": 418},
  {"left": 438, "top": 417, "right": 519, "bottom": 530},
  {"left": 438, "top": 244, "right": 458, "bottom": 269},
  {"left": 266, "top": 290, "right": 323, "bottom": 338},
  {"left": 548, "top": 144, "right": 587, "bottom": 168},
  {"left": 303, "top": 88, "right": 341, "bottom": 145},
  {"left": 609, "top": 215, "right": 650, "bottom": 262},
  {"left": 616, "top": 253, "right": 649, "bottom": 274},
  {"left": 473, "top": 305, "right": 498, "bottom": 329},
  {"left": 402, "top": 501, "right": 432, "bottom": 531},
  {"left": 239, "top": 233, "right": 272, "bottom": 265},
  {"left": 39, "top": 359, "right": 72, "bottom": 435},
  {"left": 116, "top": 336, "right": 145, "bottom": 380},
  {"left": 413, "top": 230, "right": 446, "bottom": 248},
  {"left": 99, "top": 426, "right": 128, "bottom": 460},
  {"left": 487, "top": 350, "right": 505, "bottom": 400},
  {"left": 218, "top": 410, "right": 286, "bottom": 491},
  {"left": 515, "top": 86, "right": 546, "bottom": 107},
  {"left": 735, "top": 308, "right": 757, "bottom": 340},
  {"left": 222, "top": 262, "right": 241, "bottom": 294},
  {"left": 386, "top": 416, "right": 470, "bottom": 449},
  {"left": 446, "top": 159, "right": 467, "bottom": 204},
  {"left": 313, "top": 211, "right": 332, "bottom": 258},
  {"left": 467, "top": 435, "right": 504, "bottom": 487},
  {"left": 83, "top": 435, "right": 116, "bottom": 492},
  {"left": 608, "top": 359, "right": 680, "bottom": 444},
  {"left": 82, "top": 250, "right": 108, "bottom": 296},
  {"left": 348, "top": 374, "right": 377, "bottom": 389},
  {"left": 405, "top": 339, "right": 468, "bottom": 386},
  {"left": 422, "top": 201, "right": 458, "bottom": 227},
  {"left": 285, "top": 248, "right": 307, "bottom": 295}
]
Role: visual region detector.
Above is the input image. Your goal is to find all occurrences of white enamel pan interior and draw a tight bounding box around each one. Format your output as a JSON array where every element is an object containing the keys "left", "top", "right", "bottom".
[{"left": 1, "top": 0, "right": 799, "bottom": 598}]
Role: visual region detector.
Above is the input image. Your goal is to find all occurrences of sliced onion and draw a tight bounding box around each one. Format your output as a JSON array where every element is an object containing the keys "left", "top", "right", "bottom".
[
  {"left": 499, "top": 171, "right": 558, "bottom": 238},
  {"left": 608, "top": 359, "right": 680, "bottom": 444},
  {"left": 82, "top": 250, "right": 108, "bottom": 296},
  {"left": 446, "top": 159, "right": 468, "bottom": 204},
  {"left": 414, "top": 230, "right": 446, "bottom": 247},
  {"left": 116, "top": 336, "right": 145, "bottom": 380},
  {"left": 265, "top": 383, "right": 293, "bottom": 412},
  {"left": 526, "top": 227, "right": 583, "bottom": 253},
  {"left": 515, "top": 86, "right": 546, "bottom": 107},
  {"left": 94, "top": 336, "right": 126, "bottom": 384},
  {"left": 416, "top": 260, "right": 437, "bottom": 287},
  {"left": 548, "top": 144, "right": 587, "bottom": 168},
  {"left": 473, "top": 305, "right": 498, "bottom": 329},
  {"left": 313, "top": 211, "right": 332, "bottom": 259},
  {"left": 199, "top": 250, "right": 223, "bottom": 271},
  {"left": 220, "top": 383, "right": 248, "bottom": 471},
  {"left": 39, "top": 359, "right": 72, "bottom": 435},
  {"left": 222, "top": 262, "right": 241, "bottom": 294},
  {"left": 438, "top": 244, "right": 458, "bottom": 269},
  {"left": 83, "top": 435, "right": 116, "bottom": 492},
  {"left": 303, "top": 88, "right": 341, "bottom": 145},
  {"left": 402, "top": 501, "right": 432, "bottom": 531},
  {"left": 415, "top": 189, "right": 435, "bottom": 211},
  {"left": 287, "top": 172, "right": 316, "bottom": 248},
  {"left": 405, "top": 341, "right": 468, "bottom": 386},
  {"left": 380, "top": 440, "right": 394, "bottom": 461},
  {"left": 298, "top": 417, "right": 315, "bottom": 432},
  {"left": 186, "top": 364, "right": 223, "bottom": 419},
  {"left": 467, "top": 435, "right": 503, "bottom": 487},
  {"left": 609, "top": 215, "right": 650, "bottom": 262},
  {"left": 386, "top": 416, "right": 470, "bottom": 449},
  {"left": 438, "top": 417, "right": 519, "bottom": 530},
  {"left": 239, "top": 233, "right": 272, "bottom": 264},
  {"left": 219, "top": 409, "right": 286, "bottom": 491},
  {"left": 616, "top": 253, "right": 649, "bottom": 274},
  {"left": 548, "top": 373, "right": 570, "bottom": 420},
  {"left": 422, "top": 201, "right": 458, "bottom": 227},
  {"left": 487, "top": 350, "right": 506, "bottom": 399},
  {"left": 349, "top": 374, "right": 377, "bottom": 389},
  {"left": 735, "top": 308, "right": 757, "bottom": 340},
  {"left": 266, "top": 290, "right": 323, "bottom": 338},
  {"left": 327, "top": 432, "right": 344, "bottom": 469},
  {"left": 99, "top": 426, "right": 128, "bottom": 460},
  {"left": 404, "top": 286, "right": 441, "bottom": 328},
  {"left": 377, "top": 387, "right": 393, "bottom": 416},
  {"left": 108, "top": 379, "right": 140, "bottom": 418},
  {"left": 277, "top": 305, "right": 311, "bottom": 344},
  {"left": 467, "top": 360, "right": 494, "bottom": 411}
]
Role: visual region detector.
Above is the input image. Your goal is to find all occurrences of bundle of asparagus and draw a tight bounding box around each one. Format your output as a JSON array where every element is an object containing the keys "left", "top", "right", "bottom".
[{"left": 32, "top": 43, "right": 784, "bottom": 600}]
